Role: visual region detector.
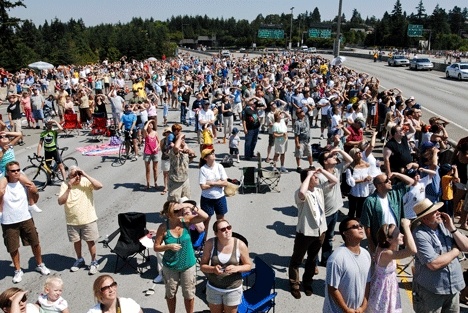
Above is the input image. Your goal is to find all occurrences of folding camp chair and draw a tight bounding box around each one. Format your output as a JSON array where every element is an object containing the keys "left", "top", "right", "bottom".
[
  {"left": 61, "top": 113, "right": 82, "bottom": 137},
  {"left": 256, "top": 152, "right": 281, "bottom": 193},
  {"left": 238, "top": 256, "right": 277, "bottom": 313},
  {"left": 239, "top": 166, "right": 258, "bottom": 194},
  {"left": 89, "top": 116, "right": 108, "bottom": 141},
  {"left": 99, "top": 212, "right": 150, "bottom": 273}
]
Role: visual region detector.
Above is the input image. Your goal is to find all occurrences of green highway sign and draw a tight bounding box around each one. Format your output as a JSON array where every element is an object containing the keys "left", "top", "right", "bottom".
[
  {"left": 258, "top": 29, "right": 284, "bottom": 39},
  {"left": 308, "top": 28, "right": 332, "bottom": 38},
  {"left": 408, "top": 24, "right": 423, "bottom": 37}
]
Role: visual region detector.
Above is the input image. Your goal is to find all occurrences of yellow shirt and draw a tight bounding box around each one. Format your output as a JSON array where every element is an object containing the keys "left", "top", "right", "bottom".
[
  {"left": 441, "top": 175, "right": 454, "bottom": 200},
  {"left": 60, "top": 177, "right": 98, "bottom": 225}
]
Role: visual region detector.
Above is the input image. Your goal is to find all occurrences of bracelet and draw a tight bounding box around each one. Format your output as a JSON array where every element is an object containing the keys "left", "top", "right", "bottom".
[{"left": 451, "top": 229, "right": 458, "bottom": 234}]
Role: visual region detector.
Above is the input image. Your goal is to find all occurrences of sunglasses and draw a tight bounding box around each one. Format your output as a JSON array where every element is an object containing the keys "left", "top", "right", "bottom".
[
  {"left": 9, "top": 169, "right": 21, "bottom": 173},
  {"left": 345, "top": 223, "right": 363, "bottom": 231},
  {"left": 100, "top": 281, "right": 117, "bottom": 292},
  {"left": 0, "top": 135, "right": 8, "bottom": 139},
  {"left": 218, "top": 225, "right": 232, "bottom": 232},
  {"left": 377, "top": 178, "right": 390, "bottom": 184}
]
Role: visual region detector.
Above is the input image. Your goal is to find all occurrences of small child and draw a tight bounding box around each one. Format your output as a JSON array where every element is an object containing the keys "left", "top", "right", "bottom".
[
  {"left": 229, "top": 127, "right": 240, "bottom": 163},
  {"left": 37, "top": 276, "right": 69, "bottom": 313},
  {"left": 440, "top": 163, "right": 460, "bottom": 219},
  {"left": 162, "top": 96, "right": 169, "bottom": 126}
]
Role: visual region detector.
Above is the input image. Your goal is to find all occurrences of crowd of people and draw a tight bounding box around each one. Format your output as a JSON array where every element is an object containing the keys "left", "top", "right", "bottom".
[{"left": 0, "top": 48, "right": 467, "bottom": 313}]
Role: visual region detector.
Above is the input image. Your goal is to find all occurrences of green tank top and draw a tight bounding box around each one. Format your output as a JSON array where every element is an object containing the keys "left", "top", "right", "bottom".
[{"left": 162, "top": 220, "right": 196, "bottom": 271}]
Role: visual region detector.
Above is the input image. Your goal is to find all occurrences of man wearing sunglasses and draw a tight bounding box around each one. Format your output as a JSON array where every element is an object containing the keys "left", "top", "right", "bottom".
[
  {"left": 324, "top": 217, "right": 371, "bottom": 313},
  {"left": 361, "top": 172, "right": 414, "bottom": 254},
  {"left": 0, "top": 161, "right": 50, "bottom": 283}
]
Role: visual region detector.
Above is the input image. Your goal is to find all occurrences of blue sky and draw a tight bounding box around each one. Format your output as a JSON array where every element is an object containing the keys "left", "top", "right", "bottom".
[{"left": 9, "top": 0, "right": 467, "bottom": 27}]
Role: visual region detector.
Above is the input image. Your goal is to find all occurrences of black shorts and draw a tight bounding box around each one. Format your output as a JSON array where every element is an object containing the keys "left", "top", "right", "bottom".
[
  {"left": 230, "top": 148, "right": 239, "bottom": 155},
  {"left": 125, "top": 129, "right": 138, "bottom": 140},
  {"left": 268, "top": 134, "right": 275, "bottom": 147},
  {"left": 44, "top": 149, "right": 62, "bottom": 165}
]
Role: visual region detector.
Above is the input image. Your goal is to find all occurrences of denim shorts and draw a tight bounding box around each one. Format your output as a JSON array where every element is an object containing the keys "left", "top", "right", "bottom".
[{"left": 200, "top": 196, "right": 228, "bottom": 217}]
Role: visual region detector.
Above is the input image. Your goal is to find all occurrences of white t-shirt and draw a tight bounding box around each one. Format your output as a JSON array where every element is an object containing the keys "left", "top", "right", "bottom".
[
  {"left": 378, "top": 195, "right": 397, "bottom": 226},
  {"left": 403, "top": 176, "right": 432, "bottom": 219},
  {"left": 199, "top": 163, "right": 227, "bottom": 199},
  {"left": 87, "top": 298, "right": 140, "bottom": 313},
  {"left": 198, "top": 109, "right": 215, "bottom": 131}
]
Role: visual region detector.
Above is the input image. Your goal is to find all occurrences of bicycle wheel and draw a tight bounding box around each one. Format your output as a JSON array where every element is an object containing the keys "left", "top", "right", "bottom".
[
  {"left": 22, "top": 166, "right": 49, "bottom": 191},
  {"left": 56, "top": 157, "right": 79, "bottom": 181},
  {"left": 118, "top": 141, "right": 127, "bottom": 164}
]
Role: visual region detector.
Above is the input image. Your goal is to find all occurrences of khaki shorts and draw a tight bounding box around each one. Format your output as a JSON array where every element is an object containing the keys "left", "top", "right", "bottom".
[
  {"left": 206, "top": 284, "right": 243, "bottom": 306},
  {"left": 167, "top": 179, "right": 190, "bottom": 201},
  {"left": 162, "top": 265, "right": 196, "bottom": 299},
  {"left": 2, "top": 218, "right": 40, "bottom": 253},
  {"left": 67, "top": 221, "right": 99, "bottom": 242},
  {"left": 143, "top": 153, "right": 161, "bottom": 162},
  {"left": 294, "top": 142, "right": 312, "bottom": 158}
]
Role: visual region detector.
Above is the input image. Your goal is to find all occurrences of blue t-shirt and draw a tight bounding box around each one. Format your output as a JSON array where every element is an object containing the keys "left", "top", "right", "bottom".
[{"left": 121, "top": 112, "right": 137, "bottom": 130}]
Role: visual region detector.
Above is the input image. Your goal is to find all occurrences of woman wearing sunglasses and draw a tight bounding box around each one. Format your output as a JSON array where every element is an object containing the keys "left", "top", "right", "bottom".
[
  {"left": 87, "top": 275, "right": 142, "bottom": 313},
  {"left": 0, "top": 288, "right": 38, "bottom": 313},
  {"left": 154, "top": 200, "right": 209, "bottom": 313},
  {"left": 201, "top": 219, "right": 252, "bottom": 313}
]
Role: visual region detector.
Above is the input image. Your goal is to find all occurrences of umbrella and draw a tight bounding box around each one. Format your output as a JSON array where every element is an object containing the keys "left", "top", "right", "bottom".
[
  {"left": 28, "top": 61, "right": 54, "bottom": 70},
  {"left": 147, "top": 57, "right": 157, "bottom": 62},
  {"left": 331, "top": 56, "right": 346, "bottom": 66}
]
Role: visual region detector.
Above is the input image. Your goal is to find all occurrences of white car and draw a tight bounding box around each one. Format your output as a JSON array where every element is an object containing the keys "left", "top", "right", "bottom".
[
  {"left": 221, "top": 50, "right": 230, "bottom": 58},
  {"left": 409, "top": 58, "right": 433, "bottom": 70},
  {"left": 445, "top": 63, "right": 468, "bottom": 80},
  {"left": 387, "top": 55, "right": 410, "bottom": 67}
]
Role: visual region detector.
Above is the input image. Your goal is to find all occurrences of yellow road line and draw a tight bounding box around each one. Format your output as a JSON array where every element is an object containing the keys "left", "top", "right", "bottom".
[{"left": 396, "top": 259, "right": 413, "bottom": 303}]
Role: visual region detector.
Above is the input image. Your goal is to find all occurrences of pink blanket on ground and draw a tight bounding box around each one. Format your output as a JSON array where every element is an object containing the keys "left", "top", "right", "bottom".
[{"left": 76, "top": 144, "right": 120, "bottom": 156}]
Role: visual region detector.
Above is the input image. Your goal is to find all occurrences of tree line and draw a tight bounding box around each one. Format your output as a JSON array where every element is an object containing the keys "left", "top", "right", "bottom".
[{"left": 0, "top": 0, "right": 466, "bottom": 72}]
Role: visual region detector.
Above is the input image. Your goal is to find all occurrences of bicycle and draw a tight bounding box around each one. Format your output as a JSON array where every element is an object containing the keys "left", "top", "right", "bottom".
[
  {"left": 118, "top": 130, "right": 142, "bottom": 165},
  {"left": 22, "top": 147, "right": 79, "bottom": 191}
]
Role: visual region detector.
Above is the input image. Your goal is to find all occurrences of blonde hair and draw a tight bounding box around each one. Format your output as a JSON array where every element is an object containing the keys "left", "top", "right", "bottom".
[{"left": 44, "top": 275, "right": 63, "bottom": 292}]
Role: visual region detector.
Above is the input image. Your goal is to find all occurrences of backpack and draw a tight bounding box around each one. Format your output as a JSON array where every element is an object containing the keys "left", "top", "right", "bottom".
[
  {"left": 340, "top": 166, "right": 354, "bottom": 197},
  {"left": 221, "top": 155, "right": 234, "bottom": 168}
]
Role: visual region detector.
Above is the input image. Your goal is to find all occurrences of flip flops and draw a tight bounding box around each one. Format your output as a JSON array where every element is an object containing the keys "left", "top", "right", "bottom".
[{"left": 145, "top": 284, "right": 156, "bottom": 296}]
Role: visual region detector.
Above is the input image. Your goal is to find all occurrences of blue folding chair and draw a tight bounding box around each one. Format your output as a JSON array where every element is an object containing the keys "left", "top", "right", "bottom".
[{"left": 238, "top": 256, "right": 277, "bottom": 313}]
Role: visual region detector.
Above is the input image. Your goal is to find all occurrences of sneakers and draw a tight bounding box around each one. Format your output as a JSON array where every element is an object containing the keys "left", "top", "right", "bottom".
[
  {"left": 89, "top": 261, "right": 99, "bottom": 275},
  {"left": 296, "top": 167, "right": 302, "bottom": 173},
  {"left": 35, "top": 263, "right": 50, "bottom": 275},
  {"left": 320, "top": 134, "right": 324, "bottom": 139},
  {"left": 29, "top": 204, "right": 42, "bottom": 213},
  {"left": 304, "top": 284, "right": 313, "bottom": 296},
  {"left": 153, "top": 273, "right": 163, "bottom": 283},
  {"left": 70, "top": 258, "right": 85, "bottom": 272},
  {"left": 280, "top": 167, "right": 288, "bottom": 173},
  {"left": 12, "top": 270, "right": 24, "bottom": 283}
]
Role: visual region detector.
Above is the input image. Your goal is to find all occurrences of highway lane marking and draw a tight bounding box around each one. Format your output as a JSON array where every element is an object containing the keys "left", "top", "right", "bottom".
[
  {"left": 434, "top": 87, "right": 454, "bottom": 95},
  {"left": 396, "top": 259, "right": 414, "bottom": 304},
  {"left": 381, "top": 84, "right": 468, "bottom": 133}
]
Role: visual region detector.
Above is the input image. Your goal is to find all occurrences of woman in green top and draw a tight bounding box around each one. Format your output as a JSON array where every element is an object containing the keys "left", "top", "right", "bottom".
[{"left": 154, "top": 199, "right": 208, "bottom": 313}]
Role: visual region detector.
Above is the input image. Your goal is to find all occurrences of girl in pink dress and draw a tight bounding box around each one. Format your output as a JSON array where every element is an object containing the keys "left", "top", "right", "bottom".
[
  {"left": 367, "top": 218, "right": 417, "bottom": 312},
  {"left": 142, "top": 120, "right": 160, "bottom": 190}
]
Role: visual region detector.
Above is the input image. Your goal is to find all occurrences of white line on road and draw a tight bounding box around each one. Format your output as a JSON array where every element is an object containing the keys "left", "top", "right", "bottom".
[{"left": 434, "top": 87, "right": 454, "bottom": 95}]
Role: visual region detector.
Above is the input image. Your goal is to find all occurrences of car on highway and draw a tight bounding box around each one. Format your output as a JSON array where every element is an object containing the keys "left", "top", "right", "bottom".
[
  {"left": 387, "top": 55, "right": 410, "bottom": 67},
  {"left": 221, "top": 49, "right": 230, "bottom": 57},
  {"left": 409, "top": 58, "right": 434, "bottom": 71},
  {"left": 308, "top": 47, "right": 317, "bottom": 53},
  {"left": 445, "top": 62, "right": 468, "bottom": 80}
]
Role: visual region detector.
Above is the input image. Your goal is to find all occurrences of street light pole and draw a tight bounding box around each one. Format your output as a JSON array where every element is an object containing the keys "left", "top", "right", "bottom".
[
  {"left": 289, "top": 7, "right": 294, "bottom": 50},
  {"left": 334, "top": 0, "right": 343, "bottom": 57}
]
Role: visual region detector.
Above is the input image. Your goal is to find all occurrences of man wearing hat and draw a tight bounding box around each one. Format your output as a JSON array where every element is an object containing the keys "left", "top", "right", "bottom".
[
  {"left": 412, "top": 198, "right": 468, "bottom": 313},
  {"left": 37, "top": 119, "right": 66, "bottom": 180}
]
